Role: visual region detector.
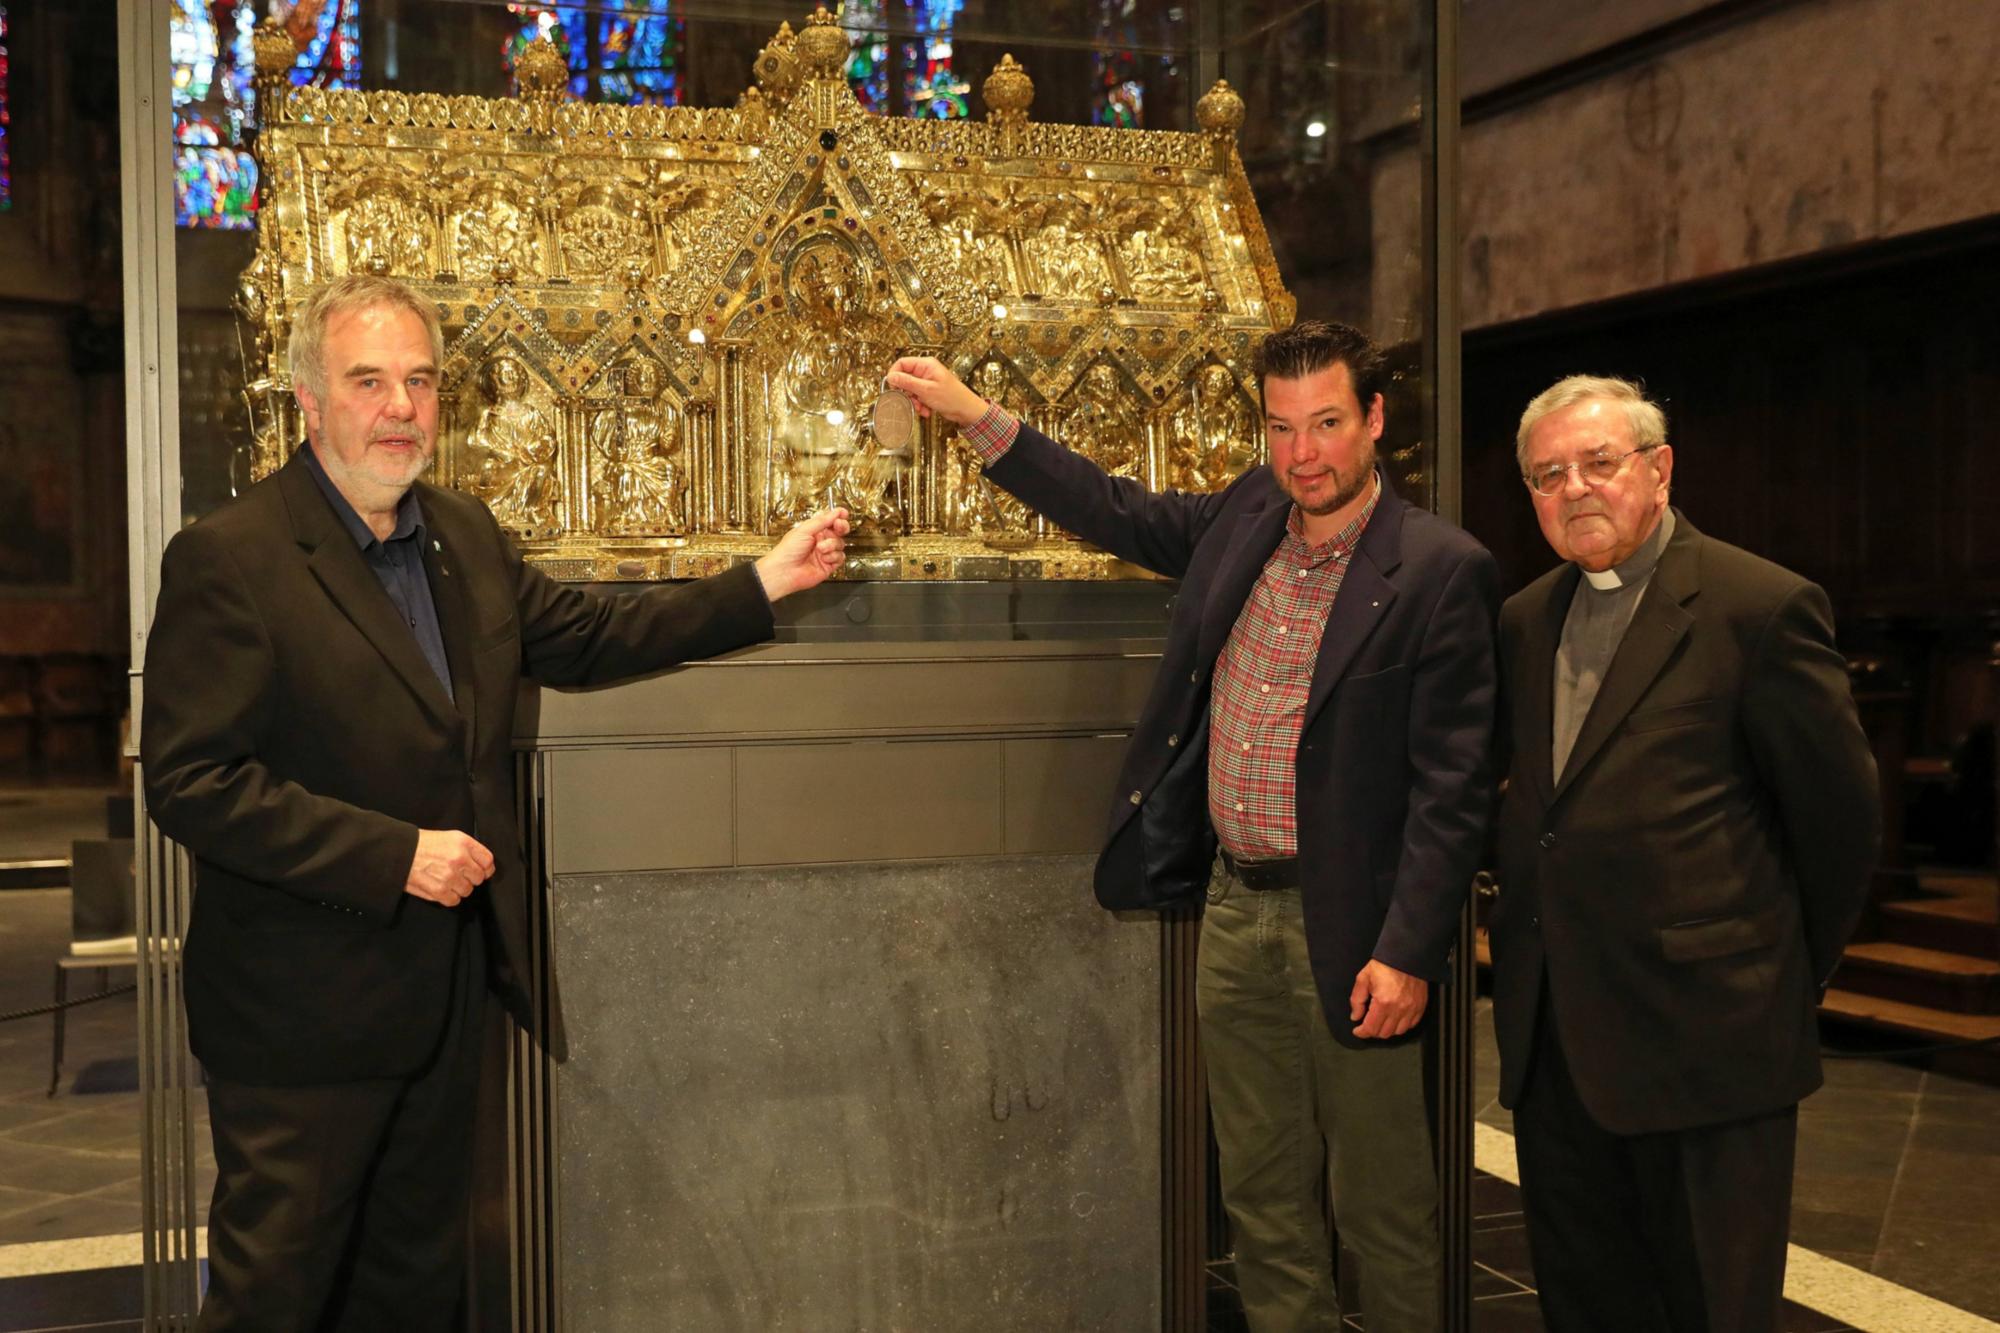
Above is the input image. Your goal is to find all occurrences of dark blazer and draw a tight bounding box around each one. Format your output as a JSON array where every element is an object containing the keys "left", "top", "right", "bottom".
[
  {"left": 142, "top": 451, "right": 774, "bottom": 1085},
  {"left": 987, "top": 425, "right": 1500, "bottom": 1046},
  {"left": 1491, "top": 512, "right": 1879, "bottom": 1135}
]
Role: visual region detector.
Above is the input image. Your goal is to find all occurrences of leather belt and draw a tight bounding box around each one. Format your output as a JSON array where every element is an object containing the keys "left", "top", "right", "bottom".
[{"left": 1219, "top": 849, "right": 1300, "bottom": 891}]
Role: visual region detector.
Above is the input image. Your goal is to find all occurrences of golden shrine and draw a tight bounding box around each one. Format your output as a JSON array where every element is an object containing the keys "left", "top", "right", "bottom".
[{"left": 236, "top": 7, "right": 1296, "bottom": 580}]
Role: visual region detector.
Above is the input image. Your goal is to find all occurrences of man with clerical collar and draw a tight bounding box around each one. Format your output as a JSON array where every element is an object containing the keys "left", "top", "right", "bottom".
[
  {"left": 889, "top": 320, "right": 1501, "bottom": 1333},
  {"left": 1490, "top": 374, "right": 1879, "bottom": 1332}
]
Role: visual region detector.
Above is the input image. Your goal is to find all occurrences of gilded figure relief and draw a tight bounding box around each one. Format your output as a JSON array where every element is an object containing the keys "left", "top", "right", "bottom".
[
  {"left": 237, "top": 12, "right": 1298, "bottom": 580},
  {"left": 1029, "top": 195, "right": 1113, "bottom": 299},
  {"left": 1169, "top": 364, "right": 1260, "bottom": 491},
  {"left": 1059, "top": 362, "right": 1145, "bottom": 481},
  {"left": 769, "top": 238, "right": 898, "bottom": 528},
  {"left": 1118, "top": 199, "right": 1209, "bottom": 305},
  {"left": 455, "top": 179, "right": 545, "bottom": 283},
  {"left": 589, "top": 360, "right": 687, "bottom": 535},
  {"left": 466, "top": 355, "right": 563, "bottom": 537}
]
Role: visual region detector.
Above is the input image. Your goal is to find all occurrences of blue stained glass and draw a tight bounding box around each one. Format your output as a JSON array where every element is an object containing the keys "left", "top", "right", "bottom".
[
  {"left": 293, "top": 0, "right": 362, "bottom": 89},
  {"left": 506, "top": 3, "right": 681, "bottom": 106},
  {"left": 0, "top": 5, "right": 11, "bottom": 212},
  {"left": 170, "top": 0, "right": 364, "bottom": 228},
  {"left": 902, "top": 0, "right": 967, "bottom": 119}
]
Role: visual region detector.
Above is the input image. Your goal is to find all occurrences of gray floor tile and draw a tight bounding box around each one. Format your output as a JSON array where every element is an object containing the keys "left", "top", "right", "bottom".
[
  {"left": 0, "top": 1192, "right": 145, "bottom": 1246},
  {"left": 1881, "top": 1147, "right": 2000, "bottom": 1223},
  {"left": 0, "top": 1140, "right": 144, "bottom": 1197},
  {"left": 1787, "top": 1206, "right": 1885, "bottom": 1255},
  {"left": 1872, "top": 1212, "right": 2000, "bottom": 1316}
]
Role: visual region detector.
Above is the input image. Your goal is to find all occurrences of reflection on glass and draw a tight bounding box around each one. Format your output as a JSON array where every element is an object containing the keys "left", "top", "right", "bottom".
[
  {"left": 1, "top": 4, "right": 13, "bottom": 212},
  {"left": 843, "top": 0, "right": 890, "bottom": 113},
  {"left": 504, "top": 2, "right": 684, "bottom": 105},
  {"left": 1091, "top": 0, "right": 1144, "bottom": 128},
  {"left": 903, "top": 0, "right": 968, "bottom": 120},
  {"left": 169, "top": 0, "right": 361, "bottom": 230}
]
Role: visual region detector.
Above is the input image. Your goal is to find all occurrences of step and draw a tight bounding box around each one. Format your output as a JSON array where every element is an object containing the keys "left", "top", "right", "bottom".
[
  {"left": 0, "top": 858, "right": 68, "bottom": 891},
  {"left": 1818, "top": 986, "right": 2000, "bottom": 1045},
  {"left": 1881, "top": 893, "right": 2000, "bottom": 954},
  {"left": 1831, "top": 941, "right": 2000, "bottom": 1014}
]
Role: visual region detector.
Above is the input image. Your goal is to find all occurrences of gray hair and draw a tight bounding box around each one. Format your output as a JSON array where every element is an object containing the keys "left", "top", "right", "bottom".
[
  {"left": 288, "top": 274, "right": 445, "bottom": 398},
  {"left": 1515, "top": 375, "right": 1668, "bottom": 468}
]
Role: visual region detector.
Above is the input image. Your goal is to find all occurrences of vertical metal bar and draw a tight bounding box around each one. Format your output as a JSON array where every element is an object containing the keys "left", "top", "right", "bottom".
[
  {"left": 121, "top": 0, "right": 199, "bottom": 1324},
  {"left": 1421, "top": 0, "right": 1471, "bottom": 1329}
]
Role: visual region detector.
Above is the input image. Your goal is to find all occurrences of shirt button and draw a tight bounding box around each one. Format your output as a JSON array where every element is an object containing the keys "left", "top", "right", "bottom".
[
  {"left": 1167, "top": 733, "right": 1179, "bottom": 747},
  {"left": 1297, "top": 568, "right": 1308, "bottom": 577},
  {"left": 1190, "top": 670, "right": 1201, "bottom": 684},
  {"left": 1235, "top": 802, "right": 1245, "bottom": 812},
  {"left": 1260, "top": 683, "right": 1270, "bottom": 694},
  {"left": 1241, "top": 742, "right": 1251, "bottom": 752},
  {"left": 1540, "top": 832, "right": 1557, "bottom": 849},
  {"left": 1276, "top": 624, "right": 1287, "bottom": 634},
  {"left": 1130, "top": 790, "right": 1143, "bottom": 805}
]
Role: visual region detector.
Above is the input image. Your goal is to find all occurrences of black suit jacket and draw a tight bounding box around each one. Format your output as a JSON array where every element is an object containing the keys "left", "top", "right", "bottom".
[
  {"left": 987, "top": 425, "right": 1500, "bottom": 1046},
  {"left": 1491, "top": 512, "right": 1879, "bottom": 1134},
  {"left": 142, "top": 451, "right": 774, "bottom": 1085}
]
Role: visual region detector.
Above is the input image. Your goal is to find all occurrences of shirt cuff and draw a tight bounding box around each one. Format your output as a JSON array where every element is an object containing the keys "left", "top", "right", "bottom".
[{"left": 960, "top": 402, "right": 1020, "bottom": 465}]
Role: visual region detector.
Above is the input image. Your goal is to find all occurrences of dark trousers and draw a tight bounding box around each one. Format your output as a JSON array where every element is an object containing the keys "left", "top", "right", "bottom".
[
  {"left": 1514, "top": 995, "right": 1797, "bottom": 1333},
  {"left": 199, "top": 924, "right": 487, "bottom": 1333}
]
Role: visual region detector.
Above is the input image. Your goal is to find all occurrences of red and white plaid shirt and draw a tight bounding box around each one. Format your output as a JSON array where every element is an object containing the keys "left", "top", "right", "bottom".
[{"left": 962, "top": 403, "right": 1377, "bottom": 859}]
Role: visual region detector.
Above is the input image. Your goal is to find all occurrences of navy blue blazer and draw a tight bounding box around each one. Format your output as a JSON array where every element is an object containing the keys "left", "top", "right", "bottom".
[{"left": 986, "top": 424, "right": 1500, "bottom": 1046}]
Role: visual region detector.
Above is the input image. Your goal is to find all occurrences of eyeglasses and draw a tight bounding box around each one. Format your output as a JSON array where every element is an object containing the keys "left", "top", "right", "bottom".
[{"left": 1521, "top": 445, "right": 1661, "bottom": 497}]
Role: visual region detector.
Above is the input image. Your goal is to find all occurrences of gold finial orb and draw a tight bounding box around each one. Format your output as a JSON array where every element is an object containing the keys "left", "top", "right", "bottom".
[
  {"left": 984, "top": 53, "right": 1034, "bottom": 128},
  {"left": 1201, "top": 287, "right": 1223, "bottom": 311},
  {"left": 754, "top": 22, "right": 802, "bottom": 102},
  {"left": 366, "top": 256, "right": 390, "bottom": 277},
  {"left": 493, "top": 257, "right": 517, "bottom": 286},
  {"left": 514, "top": 36, "right": 570, "bottom": 103},
  {"left": 1197, "top": 79, "right": 1246, "bottom": 137},
  {"left": 796, "top": 7, "right": 850, "bottom": 80},
  {"left": 1096, "top": 284, "right": 1118, "bottom": 307},
  {"left": 251, "top": 20, "right": 297, "bottom": 80}
]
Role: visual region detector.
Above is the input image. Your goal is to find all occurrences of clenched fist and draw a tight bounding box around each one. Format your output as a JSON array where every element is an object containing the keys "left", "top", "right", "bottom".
[{"left": 405, "top": 829, "right": 495, "bottom": 908}]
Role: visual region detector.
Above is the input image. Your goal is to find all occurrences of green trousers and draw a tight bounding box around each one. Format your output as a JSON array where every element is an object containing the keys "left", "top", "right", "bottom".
[{"left": 1197, "top": 873, "right": 1442, "bottom": 1333}]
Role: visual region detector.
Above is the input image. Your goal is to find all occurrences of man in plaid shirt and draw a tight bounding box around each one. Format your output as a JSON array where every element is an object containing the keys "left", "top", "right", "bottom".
[{"left": 889, "top": 321, "right": 1499, "bottom": 1333}]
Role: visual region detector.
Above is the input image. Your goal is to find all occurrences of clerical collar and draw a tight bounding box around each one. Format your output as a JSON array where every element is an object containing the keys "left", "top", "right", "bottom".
[{"left": 1579, "top": 508, "right": 1674, "bottom": 591}]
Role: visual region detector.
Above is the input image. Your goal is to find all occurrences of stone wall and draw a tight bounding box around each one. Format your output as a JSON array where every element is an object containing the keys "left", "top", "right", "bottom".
[{"left": 1372, "top": 0, "right": 2000, "bottom": 329}]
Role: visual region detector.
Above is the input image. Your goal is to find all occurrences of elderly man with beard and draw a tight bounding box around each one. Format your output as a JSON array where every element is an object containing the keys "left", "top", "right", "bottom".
[
  {"left": 1490, "top": 375, "right": 1878, "bottom": 1332},
  {"left": 142, "top": 274, "right": 849, "bottom": 1331},
  {"left": 887, "top": 319, "right": 1500, "bottom": 1333}
]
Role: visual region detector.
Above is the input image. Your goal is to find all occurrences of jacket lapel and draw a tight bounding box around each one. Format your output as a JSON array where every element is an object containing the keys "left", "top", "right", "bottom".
[
  {"left": 279, "top": 454, "right": 461, "bottom": 730},
  {"left": 1520, "top": 564, "right": 1578, "bottom": 805},
  {"left": 1551, "top": 514, "right": 1700, "bottom": 802},
  {"left": 1301, "top": 481, "right": 1404, "bottom": 732},
  {"left": 1195, "top": 484, "right": 1290, "bottom": 673},
  {"left": 418, "top": 489, "right": 478, "bottom": 758}
]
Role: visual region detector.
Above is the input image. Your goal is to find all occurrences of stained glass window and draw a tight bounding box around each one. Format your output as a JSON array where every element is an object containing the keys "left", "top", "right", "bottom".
[
  {"left": 0, "top": 5, "right": 12, "bottom": 213},
  {"left": 1091, "top": 0, "right": 1144, "bottom": 128},
  {"left": 170, "top": 0, "right": 363, "bottom": 230},
  {"left": 504, "top": 3, "right": 684, "bottom": 106},
  {"left": 842, "top": 0, "right": 891, "bottom": 115},
  {"left": 902, "top": 0, "right": 967, "bottom": 120}
]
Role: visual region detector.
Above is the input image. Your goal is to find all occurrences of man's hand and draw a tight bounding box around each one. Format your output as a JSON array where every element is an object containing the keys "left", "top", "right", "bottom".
[
  {"left": 1350, "top": 959, "right": 1429, "bottom": 1039},
  {"left": 406, "top": 829, "right": 495, "bottom": 908},
  {"left": 754, "top": 507, "right": 850, "bottom": 601},
  {"left": 885, "top": 356, "right": 990, "bottom": 429}
]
